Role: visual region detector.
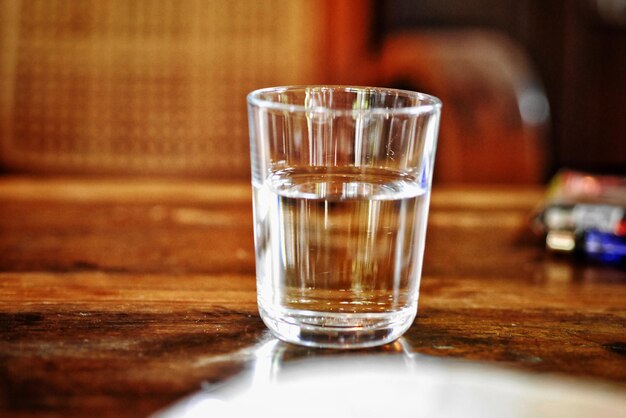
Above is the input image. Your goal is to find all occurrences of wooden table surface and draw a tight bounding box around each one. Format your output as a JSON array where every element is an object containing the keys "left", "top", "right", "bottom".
[{"left": 0, "top": 176, "right": 624, "bottom": 417}]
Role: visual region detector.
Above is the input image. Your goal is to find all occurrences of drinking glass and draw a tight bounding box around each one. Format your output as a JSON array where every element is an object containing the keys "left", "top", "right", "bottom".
[{"left": 247, "top": 86, "right": 441, "bottom": 348}]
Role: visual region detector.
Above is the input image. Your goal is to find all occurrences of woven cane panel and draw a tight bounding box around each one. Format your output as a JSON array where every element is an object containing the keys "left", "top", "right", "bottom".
[{"left": 0, "top": 0, "right": 324, "bottom": 176}]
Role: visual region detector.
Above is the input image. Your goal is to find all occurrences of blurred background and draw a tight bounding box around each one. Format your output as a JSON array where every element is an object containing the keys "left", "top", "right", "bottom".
[{"left": 1, "top": 0, "right": 624, "bottom": 184}]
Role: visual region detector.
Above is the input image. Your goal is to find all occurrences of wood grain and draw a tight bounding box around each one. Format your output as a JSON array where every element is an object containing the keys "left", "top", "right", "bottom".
[{"left": 0, "top": 177, "right": 624, "bottom": 417}]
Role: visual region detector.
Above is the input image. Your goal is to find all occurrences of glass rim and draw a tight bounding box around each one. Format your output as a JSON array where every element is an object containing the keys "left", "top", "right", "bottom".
[{"left": 247, "top": 85, "right": 442, "bottom": 116}]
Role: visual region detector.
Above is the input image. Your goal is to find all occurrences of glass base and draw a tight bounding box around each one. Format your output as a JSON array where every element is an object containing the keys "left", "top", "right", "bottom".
[{"left": 258, "top": 303, "right": 417, "bottom": 349}]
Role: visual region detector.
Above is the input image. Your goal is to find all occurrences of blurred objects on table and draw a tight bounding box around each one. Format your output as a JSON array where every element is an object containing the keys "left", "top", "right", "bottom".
[{"left": 532, "top": 170, "right": 626, "bottom": 267}]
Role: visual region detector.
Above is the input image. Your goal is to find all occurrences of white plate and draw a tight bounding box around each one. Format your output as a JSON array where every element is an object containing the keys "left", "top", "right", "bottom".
[{"left": 154, "top": 340, "right": 626, "bottom": 418}]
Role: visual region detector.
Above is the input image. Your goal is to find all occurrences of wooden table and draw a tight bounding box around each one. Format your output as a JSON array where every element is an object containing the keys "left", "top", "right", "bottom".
[{"left": 1, "top": 176, "right": 624, "bottom": 417}]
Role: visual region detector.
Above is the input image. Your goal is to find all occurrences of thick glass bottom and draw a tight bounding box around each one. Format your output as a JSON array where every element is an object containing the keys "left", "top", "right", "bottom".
[{"left": 258, "top": 302, "right": 417, "bottom": 349}]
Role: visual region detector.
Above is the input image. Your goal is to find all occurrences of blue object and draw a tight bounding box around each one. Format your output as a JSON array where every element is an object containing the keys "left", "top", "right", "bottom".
[{"left": 584, "top": 231, "right": 626, "bottom": 266}]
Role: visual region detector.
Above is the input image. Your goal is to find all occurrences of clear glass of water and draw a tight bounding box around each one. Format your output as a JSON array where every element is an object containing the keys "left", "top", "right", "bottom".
[{"left": 247, "top": 86, "right": 441, "bottom": 348}]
